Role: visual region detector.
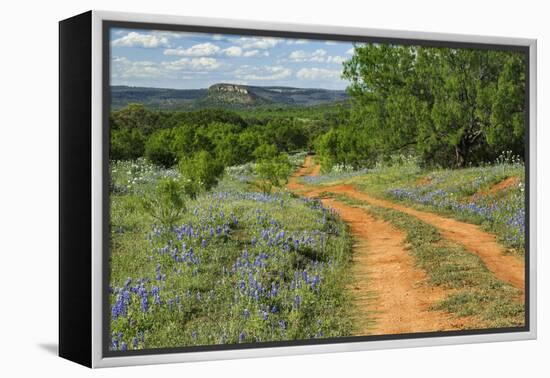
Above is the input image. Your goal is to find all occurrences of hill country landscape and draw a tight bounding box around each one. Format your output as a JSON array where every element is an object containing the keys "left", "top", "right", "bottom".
[{"left": 108, "top": 28, "right": 527, "bottom": 352}]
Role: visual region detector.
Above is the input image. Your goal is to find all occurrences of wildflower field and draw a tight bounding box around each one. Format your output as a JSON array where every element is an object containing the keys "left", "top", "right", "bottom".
[{"left": 109, "top": 159, "right": 353, "bottom": 351}]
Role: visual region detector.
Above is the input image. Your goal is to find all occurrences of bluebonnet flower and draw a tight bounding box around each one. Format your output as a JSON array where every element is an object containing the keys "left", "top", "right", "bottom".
[
  {"left": 120, "top": 342, "right": 127, "bottom": 351},
  {"left": 239, "top": 331, "right": 246, "bottom": 343},
  {"left": 140, "top": 296, "right": 149, "bottom": 312},
  {"left": 151, "top": 286, "right": 161, "bottom": 305},
  {"left": 294, "top": 295, "right": 301, "bottom": 309}
]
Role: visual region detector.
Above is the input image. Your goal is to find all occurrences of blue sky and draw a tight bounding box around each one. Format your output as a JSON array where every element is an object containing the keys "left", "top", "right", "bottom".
[{"left": 110, "top": 28, "right": 355, "bottom": 90}]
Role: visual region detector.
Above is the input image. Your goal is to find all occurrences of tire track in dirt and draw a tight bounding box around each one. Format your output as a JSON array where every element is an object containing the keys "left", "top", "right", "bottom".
[
  {"left": 314, "top": 184, "right": 525, "bottom": 292},
  {"left": 288, "top": 156, "right": 472, "bottom": 335}
]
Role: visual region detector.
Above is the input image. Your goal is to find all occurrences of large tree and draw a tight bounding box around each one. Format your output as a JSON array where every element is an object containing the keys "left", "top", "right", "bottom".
[{"left": 341, "top": 44, "right": 526, "bottom": 168}]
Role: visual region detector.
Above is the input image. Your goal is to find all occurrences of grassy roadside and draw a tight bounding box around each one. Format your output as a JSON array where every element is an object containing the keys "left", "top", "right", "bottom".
[
  {"left": 331, "top": 193, "right": 525, "bottom": 329},
  {"left": 109, "top": 159, "right": 355, "bottom": 350}
]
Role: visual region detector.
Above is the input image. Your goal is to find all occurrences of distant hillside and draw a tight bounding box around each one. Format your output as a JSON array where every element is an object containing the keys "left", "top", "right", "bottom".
[
  {"left": 111, "top": 83, "right": 348, "bottom": 110},
  {"left": 111, "top": 86, "right": 206, "bottom": 110}
]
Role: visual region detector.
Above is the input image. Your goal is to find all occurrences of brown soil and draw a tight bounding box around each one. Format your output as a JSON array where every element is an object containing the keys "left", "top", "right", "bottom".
[
  {"left": 297, "top": 168, "right": 525, "bottom": 293},
  {"left": 287, "top": 155, "right": 315, "bottom": 191},
  {"left": 322, "top": 197, "right": 471, "bottom": 335},
  {"left": 470, "top": 176, "right": 521, "bottom": 202},
  {"left": 489, "top": 176, "right": 520, "bottom": 194},
  {"left": 415, "top": 175, "right": 432, "bottom": 186},
  {"left": 288, "top": 156, "right": 473, "bottom": 335}
]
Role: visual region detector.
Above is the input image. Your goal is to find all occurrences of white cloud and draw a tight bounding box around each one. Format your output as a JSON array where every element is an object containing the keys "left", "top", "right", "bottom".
[
  {"left": 111, "top": 56, "right": 164, "bottom": 78},
  {"left": 289, "top": 49, "right": 327, "bottom": 62},
  {"left": 162, "top": 57, "right": 221, "bottom": 71},
  {"left": 325, "top": 41, "right": 339, "bottom": 45},
  {"left": 223, "top": 46, "right": 243, "bottom": 57},
  {"left": 287, "top": 39, "right": 309, "bottom": 45},
  {"left": 243, "top": 49, "right": 269, "bottom": 57},
  {"left": 112, "top": 32, "right": 170, "bottom": 48},
  {"left": 164, "top": 42, "right": 221, "bottom": 57},
  {"left": 234, "top": 65, "right": 292, "bottom": 81},
  {"left": 326, "top": 55, "right": 346, "bottom": 64},
  {"left": 346, "top": 47, "right": 355, "bottom": 55},
  {"left": 296, "top": 67, "right": 341, "bottom": 80},
  {"left": 234, "top": 37, "right": 281, "bottom": 49},
  {"left": 212, "top": 34, "right": 225, "bottom": 40}
]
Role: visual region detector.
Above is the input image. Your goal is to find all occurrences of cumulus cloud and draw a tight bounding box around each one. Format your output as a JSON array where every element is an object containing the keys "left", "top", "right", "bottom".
[
  {"left": 234, "top": 37, "right": 281, "bottom": 49},
  {"left": 346, "top": 47, "right": 354, "bottom": 55},
  {"left": 111, "top": 56, "right": 164, "bottom": 78},
  {"left": 223, "top": 46, "right": 243, "bottom": 57},
  {"left": 289, "top": 49, "right": 328, "bottom": 62},
  {"left": 326, "top": 55, "right": 346, "bottom": 64},
  {"left": 162, "top": 57, "right": 221, "bottom": 71},
  {"left": 243, "top": 49, "right": 269, "bottom": 57},
  {"left": 234, "top": 65, "right": 292, "bottom": 81},
  {"left": 296, "top": 67, "right": 341, "bottom": 80},
  {"left": 164, "top": 42, "right": 221, "bottom": 57},
  {"left": 112, "top": 32, "right": 171, "bottom": 48},
  {"left": 287, "top": 39, "right": 309, "bottom": 45}
]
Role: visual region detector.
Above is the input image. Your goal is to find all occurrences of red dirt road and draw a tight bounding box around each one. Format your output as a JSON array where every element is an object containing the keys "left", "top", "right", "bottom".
[{"left": 288, "top": 156, "right": 473, "bottom": 335}]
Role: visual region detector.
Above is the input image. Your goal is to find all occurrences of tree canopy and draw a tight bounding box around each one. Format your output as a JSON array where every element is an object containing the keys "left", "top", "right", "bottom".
[{"left": 316, "top": 44, "right": 526, "bottom": 169}]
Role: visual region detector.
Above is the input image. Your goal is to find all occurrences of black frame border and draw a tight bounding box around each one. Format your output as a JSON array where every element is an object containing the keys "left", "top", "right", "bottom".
[{"left": 101, "top": 19, "right": 531, "bottom": 359}]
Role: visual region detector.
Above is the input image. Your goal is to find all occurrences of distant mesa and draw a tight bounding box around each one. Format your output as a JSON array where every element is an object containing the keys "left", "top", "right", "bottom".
[
  {"left": 111, "top": 83, "right": 348, "bottom": 110},
  {"left": 209, "top": 83, "right": 250, "bottom": 95}
]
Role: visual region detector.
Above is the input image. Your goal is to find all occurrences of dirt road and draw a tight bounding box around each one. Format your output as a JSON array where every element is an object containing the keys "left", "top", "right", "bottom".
[{"left": 288, "top": 156, "right": 473, "bottom": 335}]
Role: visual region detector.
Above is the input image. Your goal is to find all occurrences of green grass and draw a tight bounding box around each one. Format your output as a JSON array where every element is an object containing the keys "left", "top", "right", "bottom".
[
  {"left": 332, "top": 194, "right": 525, "bottom": 329},
  {"left": 109, "top": 159, "right": 354, "bottom": 351}
]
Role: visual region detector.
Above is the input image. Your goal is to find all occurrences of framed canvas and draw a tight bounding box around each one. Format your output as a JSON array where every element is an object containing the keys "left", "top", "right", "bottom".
[{"left": 59, "top": 10, "right": 537, "bottom": 368}]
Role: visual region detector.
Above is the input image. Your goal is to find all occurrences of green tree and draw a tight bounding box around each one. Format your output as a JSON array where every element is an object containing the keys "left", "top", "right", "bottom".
[
  {"left": 110, "top": 103, "right": 161, "bottom": 135},
  {"left": 110, "top": 128, "right": 145, "bottom": 160},
  {"left": 254, "top": 153, "right": 292, "bottom": 193},
  {"left": 341, "top": 44, "right": 526, "bottom": 168},
  {"left": 178, "top": 150, "right": 224, "bottom": 198},
  {"left": 144, "top": 128, "right": 177, "bottom": 167}
]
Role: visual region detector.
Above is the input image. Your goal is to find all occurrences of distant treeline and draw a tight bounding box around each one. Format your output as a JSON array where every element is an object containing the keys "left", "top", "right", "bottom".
[
  {"left": 109, "top": 104, "right": 348, "bottom": 167},
  {"left": 111, "top": 44, "right": 526, "bottom": 171},
  {"left": 316, "top": 44, "right": 526, "bottom": 169}
]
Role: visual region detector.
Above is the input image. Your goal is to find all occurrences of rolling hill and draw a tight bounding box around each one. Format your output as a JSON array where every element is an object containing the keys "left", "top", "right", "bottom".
[{"left": 111, "top": 83, "right": 348, "bottom": 110}]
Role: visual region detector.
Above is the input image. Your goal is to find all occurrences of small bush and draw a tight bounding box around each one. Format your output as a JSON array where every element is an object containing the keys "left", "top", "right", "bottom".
[
  {"left": 142, "top": 178, "right": 186, "bottom": 226},
  {"left": 178, "top": 150, "right": 224, "bottom": 198},
  {"left": 145, "top": 129, "right": 177, "bottom": 167}
]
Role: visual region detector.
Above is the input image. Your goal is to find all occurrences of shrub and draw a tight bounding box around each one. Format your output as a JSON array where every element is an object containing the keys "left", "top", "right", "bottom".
[
  {"left": 111, "top": 128, "right": 145, "bottom": 161},
  {"left": 144, "top": 129, "right": 177, "bottom": 167},
  {"left": 142, "top": 178, "right": 186, "bottom": 226},
  {"left": 178, "top": 150, "right": 224, "bottom": 198},
  {"left": 255, "top": 153, "right": 292, "bottom": 193}
]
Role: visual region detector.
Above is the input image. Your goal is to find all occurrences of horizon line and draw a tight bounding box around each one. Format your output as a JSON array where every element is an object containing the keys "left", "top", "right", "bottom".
[{"left": 110, "top": 83, "right": 348, "bottom": 92}]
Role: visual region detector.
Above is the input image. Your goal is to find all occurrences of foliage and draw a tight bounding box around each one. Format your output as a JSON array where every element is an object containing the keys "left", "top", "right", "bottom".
[
  {"left": 254, "top": 152, "right": 293, "bottom": 193},
  {"left": 142, "top": 178, "right": 186, "bottom": 227},
  {"left": 178, "top": 150, "right": 224, "bottom": 198},
  {"left": 316, "top": 44, "right": 527, "bottom": 169},
  {"left": 144, "top": 128, "right": 178, "bottom": 167},
  {"left": 110, "top": 103, "right": 161, "bottom": 135},
  {"left": 110, "top": 128, "right": 145, "bottom": 161}
]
